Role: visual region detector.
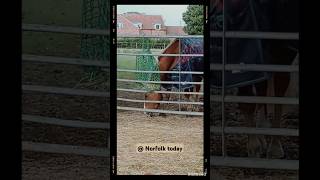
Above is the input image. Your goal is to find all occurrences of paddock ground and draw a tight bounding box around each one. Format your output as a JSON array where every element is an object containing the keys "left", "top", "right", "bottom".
[{"left": 117, "top": 111, "right": 203, "bottom": 175}]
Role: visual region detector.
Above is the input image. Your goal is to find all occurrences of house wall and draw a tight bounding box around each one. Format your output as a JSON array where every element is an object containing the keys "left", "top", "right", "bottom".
[
  {"left": 140, "top": 29, "right": 167, "bottom": 36},
  {"left": 117, "top": 15, "right": 139, "bottom": 36}
]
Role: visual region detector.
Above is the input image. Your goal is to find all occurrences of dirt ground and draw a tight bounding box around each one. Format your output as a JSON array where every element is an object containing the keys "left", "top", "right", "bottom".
[
  {"left": 22, "top": 152, "right": 109, "bottom": 180},
  {"left": 211, "top": 167, "right": 298, "bottom": 180},
  {"left": 22, "top": 63, "right": 109, "bottom": 180},
  {"left": 117, "top": 111, "right": 203, "bottom": 175}
]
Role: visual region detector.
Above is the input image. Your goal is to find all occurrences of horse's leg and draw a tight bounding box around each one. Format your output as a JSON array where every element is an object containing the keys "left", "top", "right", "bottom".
[
  {"left": 192, "top": 84, "right": 202, "bottom": 112},
  {"left": 238, "top": 85, "right": 262, "bottom": 157},
  {"left": 266, "top": 71, "right": 290, "bottom": 159},
  {"left": 161, "top": 88, "right": 169, "bottom": 111},
  {"left": 283, "top": 53, "right": 299, "bottom": 112},
  {"left": 254, "top": 80, "right": 269, "bottom": 157},
  {"left": 185, "top": 89, "right": 192, "bottom": 113},
  {"left": 186, "top": 86, "right": 197, "bottom": 112}
]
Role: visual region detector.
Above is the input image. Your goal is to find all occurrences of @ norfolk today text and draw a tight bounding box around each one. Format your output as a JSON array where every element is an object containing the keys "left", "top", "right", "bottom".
[{"left": 136, "top": 143, "right": 184, "bottom": 153}]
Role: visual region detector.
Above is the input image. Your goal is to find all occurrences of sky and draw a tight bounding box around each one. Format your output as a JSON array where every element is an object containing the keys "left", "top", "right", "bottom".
[{"left": 117, "top": 5, "right": 189, "bottom": 26}]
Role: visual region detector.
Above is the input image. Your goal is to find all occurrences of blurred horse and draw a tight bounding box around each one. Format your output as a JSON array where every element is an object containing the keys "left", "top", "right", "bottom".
[{"left": 209, "top": 0, "right": 299, "bottom": 158}]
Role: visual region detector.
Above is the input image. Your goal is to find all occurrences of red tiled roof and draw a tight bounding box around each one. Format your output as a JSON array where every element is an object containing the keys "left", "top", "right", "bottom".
[
  {"left": 117, "top": 14, "right": 140, "bottom": 36},
  {"left": 122, "top": 12, "right": 165, "bottom": 30},
  {"left": 166, "top": 26, "right": 187, "bottom": 35},
  {"left": 117, "top": 14, "right": 135, "bottom": 26}
]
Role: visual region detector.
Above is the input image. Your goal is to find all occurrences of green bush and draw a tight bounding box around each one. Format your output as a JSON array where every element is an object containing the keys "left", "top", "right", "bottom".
[{"left": 117, "top": 38, "right": 170, "bottom": 49}]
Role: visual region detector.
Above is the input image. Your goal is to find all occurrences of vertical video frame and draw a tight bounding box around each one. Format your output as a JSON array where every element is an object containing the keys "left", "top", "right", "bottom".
[{"left": 115, "top": 4, "right": 206, "bottom": 175}]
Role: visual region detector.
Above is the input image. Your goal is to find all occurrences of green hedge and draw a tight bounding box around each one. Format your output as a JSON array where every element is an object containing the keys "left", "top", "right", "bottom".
[{"left": 117, "top": 38, "right": 171, "bottom": 49}]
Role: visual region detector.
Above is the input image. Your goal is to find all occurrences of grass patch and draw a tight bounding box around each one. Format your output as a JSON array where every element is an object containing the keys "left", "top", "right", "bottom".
[{"left": 117, "top": 49, "right": 163, "bottom": 89}]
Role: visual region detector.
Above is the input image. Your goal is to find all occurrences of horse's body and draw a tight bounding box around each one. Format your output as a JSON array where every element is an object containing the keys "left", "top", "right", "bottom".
[
  {"left": 144, "top": 0, "right": 298, "bottom": 158},
  {"left": 144, "top": 38, "right": 204, "bottom": 114}
]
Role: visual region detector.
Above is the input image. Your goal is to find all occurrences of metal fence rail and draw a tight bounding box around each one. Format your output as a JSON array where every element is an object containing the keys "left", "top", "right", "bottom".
[
  {"left": 23, "top": 54, "right": 110, "bottom": 67},
  {"left": 117, "top": 106, "right": 203, "bottom": 116},
  {"left": 118, "top": 35, "right": 204, "bottom": 38},
  {"left": 117, "top": 69, "right": 203, "bottom": 74},
  {"left": 22, "top": 24, "right": 298, "bottom": 40},
  {"left": 117, "top": 88, "right": 204, "bottom": 95},
  {"left": 211, "top": 64, "right": 299, "bottom": 72},
  {"left": 211, "top": 95, "right": 299, "bottom": 105},
  {"left": 22, "top": 141, "right": 109, "bottom": 157},
  {"left": 211, "top": 126, "right": 299, "bottom": 136},
  {"left": 211, "top": 31, "right": 299, "bottom": 40},
  {"left": 118, "top": 53, "right": 203, "bottom": 57},
  {"left": 117, "top": 42, "right": 168, "bottom": 49},
  {"left": 117, "top": 97, "right": 203, "bottom": 105},
  {"left": 22, "top": 23, "right": 109, "bottom": 36},
  {"left": 117, "top": 79, "right": 203, "bottom": 85},
  {"left": 23, "top": 85, "right": 110, "bottom": 98},
  {"left": 22, "top": 114, "right": 109, "bottom": 129},
  {"left": 211, "top": 156, "right": 299, "bottom": 170}
]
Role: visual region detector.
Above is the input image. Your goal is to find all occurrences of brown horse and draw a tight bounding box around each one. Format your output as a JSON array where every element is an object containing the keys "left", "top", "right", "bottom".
[
  {"left": 144, "top": 38, "right": 203, "bottom": 115},
  {"left": 209, "top": 0, "right": 299, "bottom": 158}
]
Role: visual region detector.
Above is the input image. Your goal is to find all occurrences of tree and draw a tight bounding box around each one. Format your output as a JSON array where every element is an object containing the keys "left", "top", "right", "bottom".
[{"left": 182, "top": 5, "right": 204, "bottom": 35}]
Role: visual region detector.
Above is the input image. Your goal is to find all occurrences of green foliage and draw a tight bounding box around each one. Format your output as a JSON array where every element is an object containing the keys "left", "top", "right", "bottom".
[
  {"left": 117, "top": 38, "right": 170, "bottom": 49},
  {"left": 182, "top": 5, "right": 204, "bottom": 35},
  {"left": 81, "top": 0, "right": 110, "bottom": 61}
]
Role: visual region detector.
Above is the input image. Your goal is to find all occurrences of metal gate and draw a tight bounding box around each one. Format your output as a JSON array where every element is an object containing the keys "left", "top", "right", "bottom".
[{"left": 117, "top": 35, "right": 204, "bottom": 116}]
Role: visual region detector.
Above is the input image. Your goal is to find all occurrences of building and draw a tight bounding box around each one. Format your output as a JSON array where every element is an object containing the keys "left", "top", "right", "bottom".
[{"left": 117, "top": 12, "right": 187, "bottom": 36}]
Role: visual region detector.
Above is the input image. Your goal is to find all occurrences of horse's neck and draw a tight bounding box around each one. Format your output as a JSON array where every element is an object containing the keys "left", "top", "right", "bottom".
[
  {"left": 168, "top": 58, "right": 179, "bottom": 71},
  {"left": 163, "top": 40, "right": 180, "bottom": 71}
]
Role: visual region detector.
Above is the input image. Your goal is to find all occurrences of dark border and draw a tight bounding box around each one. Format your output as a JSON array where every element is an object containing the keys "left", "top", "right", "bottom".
[
  {"left": 110, "top": 0, "right": 210, "bottom": 179},
  {"left": 110, "top": 2, "right": 117, "bottom": 177}
]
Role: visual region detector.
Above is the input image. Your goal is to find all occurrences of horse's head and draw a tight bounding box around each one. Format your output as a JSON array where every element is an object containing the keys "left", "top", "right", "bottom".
[{"left": 144, "top": 91, "right": 162, "bottom": 117}]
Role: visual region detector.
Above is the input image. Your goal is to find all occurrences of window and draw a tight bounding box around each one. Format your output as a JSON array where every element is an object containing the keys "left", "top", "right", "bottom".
[
  {"left": 134, "top": 23, "right": 143, "bottom": 29},
  {"left": 117, "top": 23, "right": 123, "bottom": 29},
  {"left": 154, "top": 24, "right": 161, "bottom": 30}
]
